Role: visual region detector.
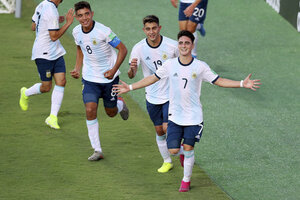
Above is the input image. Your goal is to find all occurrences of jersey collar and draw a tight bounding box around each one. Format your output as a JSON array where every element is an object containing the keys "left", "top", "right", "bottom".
[
  {"left": 178, "top": 57, "right": 194, "bottom": 66},
  {"left": 146, "top": 35, "right": 163, "bottom": 49},
  {"left": 82, "top": 21, "right": 95, "bottom": 34}
]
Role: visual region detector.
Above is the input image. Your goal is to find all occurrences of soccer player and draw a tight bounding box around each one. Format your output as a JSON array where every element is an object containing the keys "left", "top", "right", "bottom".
[
  {"left": 113, "top": 30, "right": 261, "bottom": 192},
  {"left": 128, "top": 15, "right": 179, "bottom": 173},
  {"left": 70, "top": 1, "right": 129, "bottom": 161},
  {"left": 19, "top": 0, "right": 74, "bottom": 129},
  {"left": 170, "top": 0, "right": 208, "bottom": 57}
]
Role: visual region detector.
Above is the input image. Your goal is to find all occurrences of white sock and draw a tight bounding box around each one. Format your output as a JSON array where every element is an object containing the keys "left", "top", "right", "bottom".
[
  {"left": 50, "top": 85, "right": 64, "bottom": 117},
  {"left": 182, "top": 150, "right": 195, "bottom": 182},
  {"left": 192, "top": 31, "right": 198, "bottom": 57},
  {"left": 156, "top": 134, "right": 172, "bottom": 163},
  {"left": 117, "top": 99, "right": 124, "bottom": 113},
  {"left": 86, "top": 119, "right": 102, "bottom": 152},
  {"left": 25, "top": 83, "right": 42, "bottom": 97}
]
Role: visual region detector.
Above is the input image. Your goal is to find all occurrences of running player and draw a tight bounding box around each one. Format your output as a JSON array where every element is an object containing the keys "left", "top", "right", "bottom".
[
  {"left": 19, "top": 0, "right": 74, "bottom": 129},
  {"left": 128, "top": 15, "right": 179, "bottom": 173},
  {"left": 113, "top": 30, "right": 261, "bottom": 192},
  {"left": 171, "top": 0, "right": 208, "bottom": 57},
  {"left": 70, "top": 1, "right": 129, "bottom": 161}
]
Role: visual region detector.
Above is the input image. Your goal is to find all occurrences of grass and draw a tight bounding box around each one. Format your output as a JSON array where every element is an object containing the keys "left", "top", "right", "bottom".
[{"left": 0, "top": 1, "right": 230, "bottom": 199}]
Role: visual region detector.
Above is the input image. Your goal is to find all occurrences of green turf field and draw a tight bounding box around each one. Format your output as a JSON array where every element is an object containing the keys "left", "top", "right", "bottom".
[{"left": 0, "top": 0, "right": 299, "bottom": 199}]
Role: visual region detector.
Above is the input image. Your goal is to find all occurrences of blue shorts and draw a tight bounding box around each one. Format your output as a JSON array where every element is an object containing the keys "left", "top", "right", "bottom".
[
  {"left": 35, "top": 56, "right": 66, "bottom": 81},
  {"left": 178, "top": 0, "right": 208, "bottom": 24},
  {"left": 166, "top": 120, "right": 204, "bottom": 149},
  {"left": 82, "top": 77, "right": 119, "bottom": 108},
  {"left": 146, "top": 100, "right": 169, "bottom": 126}
]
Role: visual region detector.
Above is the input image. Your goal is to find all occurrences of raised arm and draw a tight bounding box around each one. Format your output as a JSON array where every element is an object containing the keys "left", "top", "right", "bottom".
[
  {"left": 49, "top": 8, "right": 74, "bottom": 41},
  {"left": 113, "top": 74, "right": 159, "bottom": 95},
  {"left": 128, "top": 58, "right": 138, "bottom": 79},
  {"left": 214, "top": 73, "right": 261, "bottom": 91}
]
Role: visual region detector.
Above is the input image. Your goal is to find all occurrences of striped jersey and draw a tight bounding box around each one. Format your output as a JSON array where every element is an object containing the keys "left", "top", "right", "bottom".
[
  {"left": 155, "top": 57, "right": 219, "bottom": 125},
  {"left": 129, "top": 36, "right": 179, "bottom": 104},
  {"left": 72, "top": 21, "right": 120, "bottom": 83},
  {"left": 31, "top": 0, "right": 66, "bottom": 60}
]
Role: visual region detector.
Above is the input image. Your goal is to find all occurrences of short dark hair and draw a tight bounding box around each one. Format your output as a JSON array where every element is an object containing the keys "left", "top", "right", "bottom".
[
  {"left": 143, "top": 15, "right": 159, "bottom": 25},
  {"left": 177, "top": 30, "right": 195, "bottom": 43},
  {"left": 74, "top": 1, "right": 92, "bottom": 12}
]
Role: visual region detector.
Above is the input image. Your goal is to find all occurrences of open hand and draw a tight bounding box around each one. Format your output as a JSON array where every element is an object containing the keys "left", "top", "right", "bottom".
[{"left": 243, "top": 73, "right": 261, "bottom": 91}]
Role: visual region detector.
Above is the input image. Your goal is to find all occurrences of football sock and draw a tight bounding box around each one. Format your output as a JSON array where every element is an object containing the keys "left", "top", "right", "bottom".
[
  {"left": 156, "top": 134, "right": 172, "bottom": 163},
  {"left": 86, "top": 119, "right": 102, "bottom": 152},
  {"left": 50, "top": 85, "right": 64, "bottom": 117},
  {"left": 192, "top": 31, "right": 198, "bottom": 57},
  {"left": 117, "top": 99, "right": 124, "bottom": 113},
  {"left": 182, "top": 150, "right": 195, "bottom": 182},
  {"left": 25, "top": 83, "right": 42, "bottom": 97}
]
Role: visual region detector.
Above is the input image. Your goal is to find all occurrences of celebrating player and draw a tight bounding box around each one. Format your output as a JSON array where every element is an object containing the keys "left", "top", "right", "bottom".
[
  {"left": 113, "top": 30, "right": 261, "bottom": 192},
  {"left": 19, "top": 0, "right": 74, "bottom": 129},
  {"left": 128, "top": 15, "right": 179, "bottom": 173},
  {"left": 70, "top": 1, "right": 129, "bottom": 161}
]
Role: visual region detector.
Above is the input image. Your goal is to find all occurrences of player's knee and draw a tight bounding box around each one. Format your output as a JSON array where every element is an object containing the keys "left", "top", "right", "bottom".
[
  {"left": 40, "top": 84, "right": 51, "bottom": 93},
  {"left": 105, "top": 109, "right": 117, "bottom": 117},
  {"left": 169, "top": 148, "right": 180, "bottom": 155},
  {"left": 57, "top": 79, "right": 66, "bottom": 87}
]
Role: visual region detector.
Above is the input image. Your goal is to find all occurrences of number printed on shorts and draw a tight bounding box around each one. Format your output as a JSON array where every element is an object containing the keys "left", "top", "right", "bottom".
[
  {"left": 193, "top": 8, "right": 205, "bottom": 18},
  {"left": 86, "top": 45, "right": 93, "bottom": 54}
]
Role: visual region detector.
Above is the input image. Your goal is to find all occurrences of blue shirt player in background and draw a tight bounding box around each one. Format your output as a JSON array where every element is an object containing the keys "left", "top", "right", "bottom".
[
  {"left": 19, "top": 0, "right": 74, "bottom": 129},
  {"left": 70, "top": 1, "right": 129, "bottom": 161}
]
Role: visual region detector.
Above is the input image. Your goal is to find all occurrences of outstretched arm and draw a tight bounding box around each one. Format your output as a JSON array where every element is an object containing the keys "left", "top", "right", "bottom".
[
  {"left": 214, "top": 73, "right": 261, "bottom": 91},
  {"left": 113, "top": 74, "right": 159, "bottom": 95}
]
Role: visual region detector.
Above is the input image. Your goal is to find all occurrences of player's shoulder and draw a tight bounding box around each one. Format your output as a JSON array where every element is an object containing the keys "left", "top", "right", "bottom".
[
  {"left": 94, "top": 21, "right": 112, "bottom": 34},
  {"left": 133, "top": 38, "right": 147, "bottom": 48},
  {"left": 72, "top": 24, "right": 82, "bottom": 35},
  {"left": 161, "top": 36, "right": 178, "bottom": 47},
  {"left": 165, "top": 57, "right": 178, "bottom": 65}
]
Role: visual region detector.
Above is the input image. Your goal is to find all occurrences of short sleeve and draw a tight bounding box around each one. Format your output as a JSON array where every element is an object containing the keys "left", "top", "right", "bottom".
[
  {"left": 155, "top": 59, "right": 170, "bottom": 79},
  {"left": 201, "top": 61, "right": 219, "bottom": 84},
  {"left": 129, "top": 44, "right": 141, "bottom": 66},
  {"left": 46, "top": 8, "right": 59, "bottom": 31}
]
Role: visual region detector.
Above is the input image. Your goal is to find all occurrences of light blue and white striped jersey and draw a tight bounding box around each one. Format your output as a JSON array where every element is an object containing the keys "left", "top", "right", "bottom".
[
  {"left": 72, "top": 21, "right": 120, "bottom": 83},
  {"left": 129, "top": 36, "right": 178, "bottom": 104},
  {"left": 31, "top": 0, "right": 66, "bottom": 60},
  {"left": 155, "top": 58, "right": 219, "bottom": 125}
]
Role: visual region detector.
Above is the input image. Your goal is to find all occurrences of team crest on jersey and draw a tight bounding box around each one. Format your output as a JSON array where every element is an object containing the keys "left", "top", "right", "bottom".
[
  {"left": 173, "top": 73, "right": 178, "bottom": 77},
  {"left": 162, "top": 53, "right": 168, "bottom": 60},
  {"left": 92, "top": 39, "right": 97, "bottom": 45},
  {"left": 192, "top": 73, "right": 197, "bottom": 79},
  {"left": 146, "top": 56, "right": 151, "bottom": 60},
  {"left": 46, "top": 70, "right": 51, "bottom": 78}
]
